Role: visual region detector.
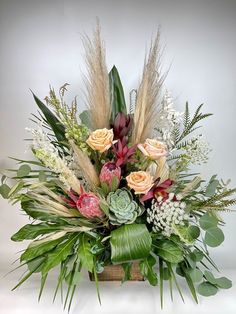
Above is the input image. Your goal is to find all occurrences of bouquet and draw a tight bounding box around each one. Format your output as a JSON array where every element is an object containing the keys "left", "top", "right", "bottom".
[{"left": 1, "top": 23, "right": 235, "bottom": 310}]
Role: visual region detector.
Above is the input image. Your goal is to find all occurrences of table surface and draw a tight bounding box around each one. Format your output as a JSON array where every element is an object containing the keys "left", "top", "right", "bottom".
[{"left": 0, "top": 267, "right": 235, "bottom": 314}]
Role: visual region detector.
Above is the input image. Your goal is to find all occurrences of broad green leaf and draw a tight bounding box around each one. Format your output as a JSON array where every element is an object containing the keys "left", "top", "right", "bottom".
[
  {"left": 0, "top": 183, "right": 10, "bottom": 199},
  {"left": 204, "top": 270, "right": 217, "bottom": 284},
  {"left": 197, "top": 282, "right": 218, "bottom": 296},
  {"left": 139, "top": 255, "right": 158, "bottom": 286},
  {"left": 17, "top": 164, "right": 31, "bottom": 177},
  {"left": 11, "top": 223, "right": 61, "bottom": 242},
  {"left": 109, "top": 66, "right": 127, "bottom": 121},
  {"left": 79, "top": 110, "right": 91, "bottom": 129},
  {"left": 204, "top": 227, "right": 224, "bottom": 247},
  {"left": 110, "top": 224, "right": 152, "bottom": 264},
  {"left": 182, "top": 267, "right": 199, "bottom": 303},
  {"left": 78, "top": 234, "right": 94, "bottom": 272},
  {"left": 153, "top": 240, "right": 184, "bottom": 264},
  {"left": 199, "top": 213, "right": 218, "bottom": 230},
  {"left": 21, "top": 233, "right": 67, "bottom": 262},
  {"left": 32, "top": 92, "right": 66, "bottom": 143},
  {"left": 42, "top": 234, "right": 79, "bottom": 275}
]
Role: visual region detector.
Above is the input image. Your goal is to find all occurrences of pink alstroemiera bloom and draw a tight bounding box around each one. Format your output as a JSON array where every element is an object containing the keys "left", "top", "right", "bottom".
[{"left": 99, "top": 162, "right": 121, "bottom": 188}]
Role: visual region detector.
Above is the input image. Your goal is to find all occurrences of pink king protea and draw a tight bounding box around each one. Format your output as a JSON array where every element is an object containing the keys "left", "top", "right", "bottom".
[
  {"left": 99, "top": 162, "right": 121, "bottom": 188},
  {"left": 76, "top": 191, "right": 103, "bottom": 219}
]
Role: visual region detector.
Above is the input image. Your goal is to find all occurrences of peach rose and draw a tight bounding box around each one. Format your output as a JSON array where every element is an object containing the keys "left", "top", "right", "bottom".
[
  {"left": 86, "top": 128, "right": 115, "bottom": 153},
  {"left": 126, "top": 171, "right": 154, "bottom": 194},
  {"left": 138, "top": 139, "right": 167, "bottom": 160}
]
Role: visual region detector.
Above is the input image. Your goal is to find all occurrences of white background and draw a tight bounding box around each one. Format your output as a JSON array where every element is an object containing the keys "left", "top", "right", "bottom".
[{"left": 0, "top": 0, "right": 236, "bottom": 313}]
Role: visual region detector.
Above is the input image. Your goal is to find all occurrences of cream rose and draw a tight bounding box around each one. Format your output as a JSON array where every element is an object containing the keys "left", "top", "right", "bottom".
[
  {"left": 126, "top": 171, "right": 154, "bottom": 194},
  {"left": 138, "top": 139, "right": 167, "bottom": 160},
  {"left": 86, "top": 128, "right": 115, "bottom": 153}
]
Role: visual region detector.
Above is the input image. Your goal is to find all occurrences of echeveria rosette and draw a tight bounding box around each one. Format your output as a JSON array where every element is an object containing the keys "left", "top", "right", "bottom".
[{"left": 107, "top": 189, "right": 144, "bottom": 225}]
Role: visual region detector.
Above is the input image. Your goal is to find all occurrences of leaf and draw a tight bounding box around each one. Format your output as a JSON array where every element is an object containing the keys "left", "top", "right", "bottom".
[
  {"left": 188, "top": 226, "right": 200, "bottom": 239},
  {"left": 42, "top": 234, "right": 79, "bottom": 275},
  {"left": 205, "top": 177, "right": 219, "bottom": 197},
  {"left": 121, "top": 263, "right": 132, "bottom": 282},
  {"left": 39, "top": 171, "right": 47, "bottom": 182},
  {"left": 109, "top": 65, "right": 127, "bottom": 121},
  {"left": 197, "top": 282, "right": 218, "bottom": 296},
  {"left": 79, "top": 110, "right": 91, "bottom": 129},
  {"left": 214, "top": 277, "right": 232, "bottom": 289},
  {"left": 17, "top": 164, "right": 31, "bottom": 177},
  {"left": 99, "top": 200, "right": 109, "bottom": 216},
  {"left": 199, "top": 213, "right": 218, "bottom": 230},
  {"left": 110, "top": 224, "right": 152, "bottom": 264},
  {"left": 0, "top": 183, "right": 10, "bottom": 199},
  {"left": 153, "top": 240, "right": 184, "bottom": 264},
  {"left": 27, "top": 256, "right": 45, "bottom": 273},
  {"left": 78, "top": 234, "right": 94, "bottom": 272},
  {"left": 139, "top": 255, "right": 158, "bottom": 286},
  {"left": 159, "top": 258, "right": 164, "bottom": 309},
  {"left": 8, "top": 181, "right": 24, "bottom": 198},
  {"left": 188, "top": 269, "right": 203, "bottom": 283},
  {"left": 11, "top": 223, "right": 61, "bottom": 242},
  {"left": 21, "top": 234, "right": 67, "bottom": 262},
  {"left": 32, "top": 92, "right": 66, "bottom": 143},
  {"left": 190, "top": 249, "right": 204, "bottom": 262},
  {"left": 204, "top": 227, "right": 224, "bottom": 247},
  {"left": 181, "top": 266, "right": 198, "bottom": 303}
]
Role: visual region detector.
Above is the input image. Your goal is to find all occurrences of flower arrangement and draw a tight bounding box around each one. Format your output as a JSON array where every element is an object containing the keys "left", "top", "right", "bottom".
[{"left": 0, "top": 23, "right": 235, "bottom": 310}]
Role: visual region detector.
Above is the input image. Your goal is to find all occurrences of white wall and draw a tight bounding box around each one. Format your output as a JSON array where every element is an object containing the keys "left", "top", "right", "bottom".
[{"left": 0, "top": 0, "right": 236, "bottom": 271}]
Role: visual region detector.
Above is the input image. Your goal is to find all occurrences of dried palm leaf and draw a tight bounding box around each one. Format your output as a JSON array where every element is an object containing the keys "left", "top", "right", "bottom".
[
  {"left": 132, "top": 29, "right": 166, "bottom": 144},
  {"left": 83, "top": 20, "right": 111, "bottom": 130}
]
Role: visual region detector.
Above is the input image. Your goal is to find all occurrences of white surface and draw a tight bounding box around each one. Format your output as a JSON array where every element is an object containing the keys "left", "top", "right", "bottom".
[
  {"left": 0, "top": 0, "right": 236, "bottom": 313},
  {"left": 0, "top": 268, "right": 236, "bottom": 314}
]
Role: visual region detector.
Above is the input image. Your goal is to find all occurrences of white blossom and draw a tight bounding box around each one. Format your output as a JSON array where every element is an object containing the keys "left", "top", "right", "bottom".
[
  {"left": 26, "top": 125, "right": 81, "bottom": 194},
  {"left": 147, "top": 194, "right": 189, "bottom": 237}
]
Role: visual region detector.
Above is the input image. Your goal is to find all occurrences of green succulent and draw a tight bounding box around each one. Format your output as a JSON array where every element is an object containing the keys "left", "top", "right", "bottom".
[{"left": 107, "top": 189, "right": 144, "bottom": 225}]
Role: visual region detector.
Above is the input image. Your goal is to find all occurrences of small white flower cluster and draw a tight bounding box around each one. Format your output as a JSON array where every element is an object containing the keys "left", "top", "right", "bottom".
[
  {"left": 147, "top": 193, "right": 189, "bottom": 237},
  {"left": 26, "top": 125, "right": 81, "bottom": 194},
  {"left": 157, "top": 91, "right": 183, "bottom": 148},
  {"left": 185, "top": 135, "right": 210, "bottom": 165}
]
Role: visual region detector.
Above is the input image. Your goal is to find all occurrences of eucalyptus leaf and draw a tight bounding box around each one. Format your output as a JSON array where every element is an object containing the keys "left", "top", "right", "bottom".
[
  {"left": 188, "top": 225, "right": 200, "bottom": 239},
  {"left": 197, "top": 282, "right": 218, "bottom": 296},
  {"left": 205, "top": 178, "right": 219, "bottom": 197},
  {"left": 0, "top": 183, "right": 10, "bottom": 199},
  {"left": 204, "top": 227, "right": 224, "bottom": 247},
  {"left": 214, "top": 277, "right": 232, "bottom": 289},
  {"left": 188, "top": 269, "right": 203, "bottom": 283},
  {"left": 110, "top": 224, "right": 152, "bottom": 264},
  {"left": 79, "top": 110, "right": 91, "bottom": 129},
  {"left": 199, "top": 213, "right": 218, "bottom": 230},
  {"left": 17, "top": 164, "right": 31, "bottom": 177}
]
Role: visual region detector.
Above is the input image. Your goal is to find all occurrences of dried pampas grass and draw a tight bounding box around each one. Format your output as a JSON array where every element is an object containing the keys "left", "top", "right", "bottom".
[
  {"left": 83, "top": 20, "right": 111, "bottom": 130},
  {"left": 132, "top": 29, "right": 166, "bottom": 144},
  {"left": 70, "top": 140, "right": 99, "bottom": 190}
]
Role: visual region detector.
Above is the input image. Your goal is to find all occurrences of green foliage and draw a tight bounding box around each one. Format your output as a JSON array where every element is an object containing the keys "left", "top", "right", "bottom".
[
  {"left": 139, "top": 255, "right": 158, "bottom": 286},
  {"left": 204, "top": 227, "right": 225, "bottom": 247},
  {"left": 197, "top": 282, "right": 218, "bottom": 296},
  {"left": 78, "top": 234, "right": 94, "bottom": 272},
  {"left": 110, "top": 224, "right": 152, "bottom": 264},
  {"left": 0, "top": 183, "right": 10, "bottom": 199},
  {"left": 79, "top": 110, "right": 91, "bottom": 129},
  {"left": 199, "top": 213, "right": 218, "bottom": 230},
  {"left": 109, "top": 66, "right": 127, "bottom": 121},
  {"left": 17, "top": 164, "right": 31, "bottom": 177},
  {"left": 11, "top": 223, "right": 61, "bottom": 242},
  {"left": 153, "top": 239, "right": 184, "bottom": 264},
  {"left": 32, "top": 92, "right": 66, "bottom": 143}
]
